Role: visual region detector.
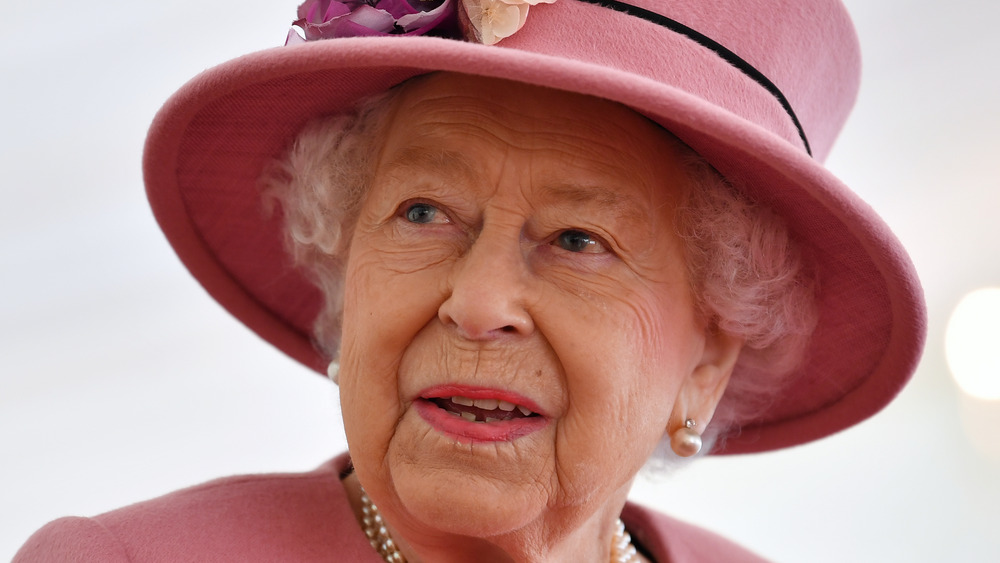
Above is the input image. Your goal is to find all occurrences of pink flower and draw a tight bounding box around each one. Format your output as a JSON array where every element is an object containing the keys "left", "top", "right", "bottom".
[{"left": 286, "top": 0, "right": 453, "bottom": 43}]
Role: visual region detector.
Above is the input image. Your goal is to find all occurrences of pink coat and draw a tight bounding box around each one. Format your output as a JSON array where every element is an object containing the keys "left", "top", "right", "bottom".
[{"left": 15, "top": 454, "right": 768, "bottom": 562}]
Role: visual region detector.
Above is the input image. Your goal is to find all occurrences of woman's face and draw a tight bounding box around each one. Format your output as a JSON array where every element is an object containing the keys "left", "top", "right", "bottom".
[{"left": 338, "top": 73, "right": 731, "bottom": 545}]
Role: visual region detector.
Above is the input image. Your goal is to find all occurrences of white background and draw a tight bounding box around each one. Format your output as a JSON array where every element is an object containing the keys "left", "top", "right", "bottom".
[{"left": 2, "top": 1, "right": 998, "bottom": 561}]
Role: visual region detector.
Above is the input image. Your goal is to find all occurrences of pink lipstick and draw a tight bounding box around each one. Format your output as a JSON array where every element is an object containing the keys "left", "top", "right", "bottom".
[{"left": 414, "top": 385, "right": 549, "bottom": 443}]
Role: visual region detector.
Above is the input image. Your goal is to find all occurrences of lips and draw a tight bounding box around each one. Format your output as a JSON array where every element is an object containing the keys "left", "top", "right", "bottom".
[{"left": 414, "top": 386, "right": 548, "bottom": 442}]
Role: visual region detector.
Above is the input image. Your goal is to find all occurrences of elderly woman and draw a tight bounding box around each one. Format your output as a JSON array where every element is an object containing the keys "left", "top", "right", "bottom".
[{"left": 15, "top": 0, "right": 925, "bottom": 561}]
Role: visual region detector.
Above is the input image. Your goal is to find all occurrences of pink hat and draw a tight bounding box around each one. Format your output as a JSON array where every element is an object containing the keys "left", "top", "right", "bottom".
[{"left": 143, "top": 0, "right": 926, "bottom": 454}]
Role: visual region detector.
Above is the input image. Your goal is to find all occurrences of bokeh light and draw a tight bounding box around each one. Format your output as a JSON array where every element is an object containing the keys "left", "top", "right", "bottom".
[{"left": 946, "top": 287, "right": 1000, "bottom": 400}]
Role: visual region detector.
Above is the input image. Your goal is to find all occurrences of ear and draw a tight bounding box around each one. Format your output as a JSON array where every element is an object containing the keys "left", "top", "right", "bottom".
[{"left": 669, "top": 328, "right": 743, "bottom": 432}]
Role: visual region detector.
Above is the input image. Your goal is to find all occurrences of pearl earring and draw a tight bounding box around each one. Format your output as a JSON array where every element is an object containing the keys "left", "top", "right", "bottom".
[
  {"left": 670, "top": 418, "right": 702, "bottom": 457},
  {"left": 326, "top": 361, "right": 340, "bottom": 384}
]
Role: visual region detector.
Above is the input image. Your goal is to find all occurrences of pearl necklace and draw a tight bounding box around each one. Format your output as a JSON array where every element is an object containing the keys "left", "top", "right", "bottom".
[{"left": 359, "top": 488, "right": 640, "bottom": 563}]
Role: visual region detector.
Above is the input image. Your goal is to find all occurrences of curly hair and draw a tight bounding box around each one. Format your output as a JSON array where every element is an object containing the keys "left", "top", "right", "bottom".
[
  {"left": 261, "top": 84, "right": 818, "bottom": 457},
  {"left": 261, "top": 89, "right": 399, "bottom": 355},
  {"left": 673, "top": 156, "right": 817, "bottom": 453}
]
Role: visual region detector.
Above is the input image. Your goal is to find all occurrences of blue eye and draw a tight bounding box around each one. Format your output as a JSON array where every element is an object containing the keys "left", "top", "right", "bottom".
[
  {"left": 405, "top": 203, "right": 439, "bottom": 224},
  {"left": 555, "top": 230, "right": 605, "bottom": 253}
]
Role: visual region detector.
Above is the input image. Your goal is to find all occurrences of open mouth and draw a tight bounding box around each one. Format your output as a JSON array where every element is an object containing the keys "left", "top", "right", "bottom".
[
  {"left": 414, "top": 386, "right": 548, "bottom": 442},
  {"left": 428, "top": 396, "right": 540, "bottom": 423}
]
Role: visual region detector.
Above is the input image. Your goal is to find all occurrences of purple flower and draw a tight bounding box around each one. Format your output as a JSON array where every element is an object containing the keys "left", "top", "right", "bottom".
[{"left": 286, "top": 0, "right": 453, "bottom": 43}]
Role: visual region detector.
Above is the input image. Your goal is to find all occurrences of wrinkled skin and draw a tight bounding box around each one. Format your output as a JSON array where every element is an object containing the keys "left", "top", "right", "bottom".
[{"left": 337, "top": 73, "right": 742, "bottom": 562}]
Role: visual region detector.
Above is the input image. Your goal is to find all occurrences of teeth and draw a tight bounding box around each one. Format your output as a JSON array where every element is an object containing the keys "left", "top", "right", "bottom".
[
  {"left": 484, "top": 417, "right": 499, "bottom": 423},
  {"left": 447, "top": 396, "right": 534, "bottom": 417},
  {"left": 447, "top": 410, "right": 461, "bottom": 418},
  {"left": 472, "top": 398, "right": 499, "bottom": 410},
  {"left": 460, "top": 412, "right": 477, "bottom": 422}
]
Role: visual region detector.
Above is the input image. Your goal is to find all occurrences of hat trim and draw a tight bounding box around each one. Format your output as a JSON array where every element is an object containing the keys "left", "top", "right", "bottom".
[{"left": 577, "top": 0, "right": 812, "bottom": 155}]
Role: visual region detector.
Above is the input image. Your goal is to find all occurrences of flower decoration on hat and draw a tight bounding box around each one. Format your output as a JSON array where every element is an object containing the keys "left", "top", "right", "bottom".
[
  {"left": 463, "top": 0, "right": 554, "bottom": 45},
  {"left": 286, "top": 0, "right": 454, "bottom": 43},
  {"left": 285, "top": 0, "right": 554, "bottom": 45}
]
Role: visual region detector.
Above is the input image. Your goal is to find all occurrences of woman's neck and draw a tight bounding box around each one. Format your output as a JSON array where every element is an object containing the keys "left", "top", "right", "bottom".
[{"left": 341, "top": 472, "right": 648, "bottom": 563}]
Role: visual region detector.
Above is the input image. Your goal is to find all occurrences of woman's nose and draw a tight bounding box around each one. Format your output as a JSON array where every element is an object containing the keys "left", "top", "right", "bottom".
[{"left": 437, "top": 232, "right": 535, "bottom": 341}]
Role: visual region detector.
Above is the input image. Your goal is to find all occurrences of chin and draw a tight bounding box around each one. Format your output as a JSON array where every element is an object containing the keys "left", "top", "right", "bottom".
[{"left": 388, "top": 455, "right": 550, "bottom": 538}]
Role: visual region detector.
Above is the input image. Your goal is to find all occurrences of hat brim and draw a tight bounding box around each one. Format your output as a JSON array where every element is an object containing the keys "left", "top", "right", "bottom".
[{"left": 144, "top": 35, "right": 925, "bottom": 455}]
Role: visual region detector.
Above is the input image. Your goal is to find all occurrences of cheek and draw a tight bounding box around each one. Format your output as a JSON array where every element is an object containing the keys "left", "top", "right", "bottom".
[
  {"left": 549, "top": 271, "right": 698, "bottom": 373},
  {"left": 552, "top": 287, "right": 698, "bottom": 430},
  {"left": 338, "top": 237, "right": 452, "bottom": 456},
  {"left": 341, "top": 236, "right": 449, "bottom": 356},
  {"left": 543, "top": 299, "right": 685, "bottom": 501},
  {"left": 622, "top": 296, "right": 703, "bottom": 423}
]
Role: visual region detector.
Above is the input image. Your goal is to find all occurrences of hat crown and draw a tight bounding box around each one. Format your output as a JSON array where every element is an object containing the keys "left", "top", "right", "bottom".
[{"left": 499, "top": 0, "right": 860, "bottom": 161}]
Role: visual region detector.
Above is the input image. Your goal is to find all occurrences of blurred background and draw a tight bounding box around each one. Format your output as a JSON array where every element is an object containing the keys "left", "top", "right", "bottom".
[{"left": 2, "top": 0, "right": 998, "bottom": 560}]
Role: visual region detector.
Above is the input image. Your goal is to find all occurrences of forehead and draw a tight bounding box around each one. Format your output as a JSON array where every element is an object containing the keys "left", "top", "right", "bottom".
[
  {"left": 379, "top": 74, "right": 692, "bottom": 200},
  {"left": 390, "top": 73, "right": 653, "bottom": 135}
]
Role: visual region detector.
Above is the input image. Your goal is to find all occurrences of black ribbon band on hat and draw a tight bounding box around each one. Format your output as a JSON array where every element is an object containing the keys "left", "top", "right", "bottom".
[{"left": 577, "top": 0, "right": 812, "bottom": 156}]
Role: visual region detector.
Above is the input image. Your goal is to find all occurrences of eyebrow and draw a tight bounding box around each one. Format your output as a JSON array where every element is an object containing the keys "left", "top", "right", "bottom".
[
  {"left": 540, "top": 183, "right": 650, "bottom": 225},
  {"left": 378, "top": 146, "right": 479, "bottom": 182}
]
